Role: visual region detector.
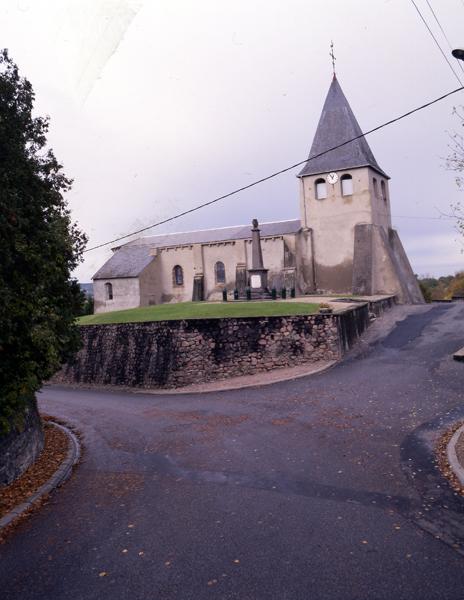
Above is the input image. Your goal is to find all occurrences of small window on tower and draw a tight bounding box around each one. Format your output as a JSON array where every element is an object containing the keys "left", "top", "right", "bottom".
[
  {"left": 105, "top": 282, "right": 113, "bottom": 300},
  {"left": 315, "top": 178, "right": 327, "bottom": 200},
  {"left": 381, "top": 180, "right": 387, "bottom": 202},
  {"left": 373, "top": 177, "right": 378, "bottom": 198},
  {"left": 341, "top": 174, "right": 353, "bottom": 196}
]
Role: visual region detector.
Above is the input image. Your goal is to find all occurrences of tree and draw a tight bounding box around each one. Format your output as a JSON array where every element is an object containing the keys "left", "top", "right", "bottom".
[
  {"left": 417, "top": 273, "right": 464, "bottom": 301},
  {"left": 446, "top": 106, "right": 464, "bottom": 240},
  {"left": 0, "top": 50, "right": 87, "bottom": 434},
  {"left": 446, "top": 271, "right": 464, "bottom": 299}
]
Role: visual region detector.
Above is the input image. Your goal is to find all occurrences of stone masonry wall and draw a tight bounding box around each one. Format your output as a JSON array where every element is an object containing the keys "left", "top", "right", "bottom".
[
  {"left": 54, "top": 314, "right": 343, "bottom": 389},
  {"left": 0, "top": 398, "right": 44, "bottom": 485},
  {"left": 368, "top": 296, "right": 396, "bottom": 317},
  {"left": 54, "top": 300, "right": 393, "bottom": 390}
]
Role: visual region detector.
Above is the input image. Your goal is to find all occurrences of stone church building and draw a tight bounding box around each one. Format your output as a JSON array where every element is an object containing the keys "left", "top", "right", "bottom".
[{"left": 93, "top": 76, "right": 423, "bottom": 313}]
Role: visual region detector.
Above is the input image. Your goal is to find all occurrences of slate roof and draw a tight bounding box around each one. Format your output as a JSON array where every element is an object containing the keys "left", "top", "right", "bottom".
[
  {"left": 93, "top": 219, "right": 301, "bottom": 280},
  {"left": 298, "top": 76, "right": 388, "bottom": 179},
  {"left": 93, "top": 245, "right": 156, "bottom": 280},
  {"left": 122, "top": 219, "right": 301, "bottom": 249}
]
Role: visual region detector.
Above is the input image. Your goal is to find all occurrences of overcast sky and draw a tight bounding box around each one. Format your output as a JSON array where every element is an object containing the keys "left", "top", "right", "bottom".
[{"left": 2, "top": 0, "right": 464, "bottom": 281}]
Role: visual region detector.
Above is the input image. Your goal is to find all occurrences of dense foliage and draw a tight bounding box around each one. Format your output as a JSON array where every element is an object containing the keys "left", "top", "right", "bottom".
[
  {"left": 0, "top": 50, "right": 87, "bottom": 433},
  {"left": 417, "top": 272, "right": 464, "bottom": 302},
  {"left": 80, "top": 294, "right": 94, "bottom": 316}
]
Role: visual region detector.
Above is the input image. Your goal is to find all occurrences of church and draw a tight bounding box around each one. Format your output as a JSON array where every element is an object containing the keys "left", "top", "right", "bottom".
[{"left": 92, "top": 75, "right": 423, "bottom": 313}]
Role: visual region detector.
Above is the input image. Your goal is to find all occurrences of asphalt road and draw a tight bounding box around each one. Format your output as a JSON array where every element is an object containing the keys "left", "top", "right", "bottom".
[{"left": 2, "top": 303, "right": 464, "bottom": 599}]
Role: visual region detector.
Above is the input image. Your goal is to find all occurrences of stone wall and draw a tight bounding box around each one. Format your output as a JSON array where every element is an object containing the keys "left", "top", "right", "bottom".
[
  {"left": 368, "top": 295, "right": 396, "bottom": 316},
  {"left": 54, "top": 304, "right": 382, "bottom": 390},
  {"left": 55, "top": 314, "right": 343, "bottom": 389},
  {"left": 337, "top": 304, "right": 371, "bottom": 354},
  {"left": 0, "top": 398, "right": 44, "bottom": 485}
]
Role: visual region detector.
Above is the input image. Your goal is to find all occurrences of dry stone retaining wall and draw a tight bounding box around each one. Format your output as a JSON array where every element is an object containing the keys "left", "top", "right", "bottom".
[{"left": 54, "top": 304, "right": 380, "bottom": 390}]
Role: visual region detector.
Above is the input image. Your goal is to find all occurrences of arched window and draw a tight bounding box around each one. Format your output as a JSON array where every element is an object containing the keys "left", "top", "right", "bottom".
[
  {"left": 315, "top": 178, "right": 327, "bottom": 200},
  {"left": 381, "top": 180, "right": 387, "bottom": 202},
  {"left": 173, "top": 265, "right": 184, "bottom": 286},
  {"left": 215, "top": 261, "right": 226, "bottom": 284},
  {"left": 373, "top": 177, "right": 378, "bottom": 198},
  {"left": 341, "top": 174, "right": 353, "bottom": 196},
  {"left": 105, "top": 282, "right": 113, "bottom": 300}
]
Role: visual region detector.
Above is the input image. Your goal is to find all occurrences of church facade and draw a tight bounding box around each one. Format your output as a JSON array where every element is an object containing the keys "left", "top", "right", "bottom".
[{"left": 93, "top": 76, "right": 423, "bottom": 313}]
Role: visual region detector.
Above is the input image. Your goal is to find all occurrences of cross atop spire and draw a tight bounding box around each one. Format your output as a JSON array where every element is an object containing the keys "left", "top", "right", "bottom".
[{"left": 329, "top": 41, "right": 336, "bottom": 78}]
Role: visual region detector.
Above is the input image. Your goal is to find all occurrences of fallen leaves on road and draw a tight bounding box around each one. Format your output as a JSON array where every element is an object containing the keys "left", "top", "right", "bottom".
[
  {"left": 270, "top": 418, "right": 294, "bottom": 426},
  {"left": 90, "top": 473, "right": 144, "bottom": 502}
]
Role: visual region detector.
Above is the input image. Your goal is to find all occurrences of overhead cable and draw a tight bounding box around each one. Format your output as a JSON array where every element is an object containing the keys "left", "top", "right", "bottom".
[
  {"left": 425, "top": 0, "right": 464, "bottom": 74},
  {"left": 409, "top": 0, "right": 463, "bottom": 85},
  {"left": 84, "top": 84, "right": 464, "bottom": 253}
]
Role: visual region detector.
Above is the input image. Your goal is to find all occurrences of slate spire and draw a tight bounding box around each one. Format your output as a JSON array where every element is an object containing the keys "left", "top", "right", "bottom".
[{"left": 298, "top": 76, "right": 388, "bottom": 178}]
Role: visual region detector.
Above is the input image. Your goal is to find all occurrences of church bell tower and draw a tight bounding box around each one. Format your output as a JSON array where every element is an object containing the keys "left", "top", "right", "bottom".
[{"left": 297, "top": 75, "right": 423, "bottom": 303}]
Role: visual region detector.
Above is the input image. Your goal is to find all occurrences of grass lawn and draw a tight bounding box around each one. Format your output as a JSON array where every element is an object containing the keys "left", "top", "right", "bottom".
[{"left": 78, "top": 301, "right": 321, "bottom": 325}]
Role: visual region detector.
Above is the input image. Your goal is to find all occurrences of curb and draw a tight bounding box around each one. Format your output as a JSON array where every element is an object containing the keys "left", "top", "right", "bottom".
[
  {"left": 0, "top": 421, "right": 80, "bottom": 531},
  {"left": 453, "top": 347, "right": 464, "bottom": 362},
  {"left": 447, "top": 423, "right": 464, "bottom": 486}
]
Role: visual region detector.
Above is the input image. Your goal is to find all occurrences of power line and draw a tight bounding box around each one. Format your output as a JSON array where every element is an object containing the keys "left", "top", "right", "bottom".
[
  {"left": 392, "top": 214, "right": 456, "bottom": 221},
  {"left": 425, "top": 0, "right": 464, "bottom": 74},
  {"left": 84, "top": 84, "right": 464, "bottom": 253},
  {"left": 409, "top": 0, "right": 463, "bottom": 85}
]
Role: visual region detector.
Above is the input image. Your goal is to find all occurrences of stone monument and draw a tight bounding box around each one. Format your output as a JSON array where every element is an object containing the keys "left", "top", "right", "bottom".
[{"left": 248, "top": 219, "right": 271, "bottom": 299}]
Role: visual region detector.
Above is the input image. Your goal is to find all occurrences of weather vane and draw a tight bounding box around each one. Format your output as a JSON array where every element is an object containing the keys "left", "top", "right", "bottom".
[{"left": 330, "top": 41, "right": 336, "bottom": 77}]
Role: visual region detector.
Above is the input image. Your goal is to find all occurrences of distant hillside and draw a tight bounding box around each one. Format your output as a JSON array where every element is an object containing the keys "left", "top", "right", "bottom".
[
  {"left": 418, "top": 272, "right": 464, "bottom": 302},
  {"left": 79, "top": 283, "right": 93, "bottom": 298}
]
